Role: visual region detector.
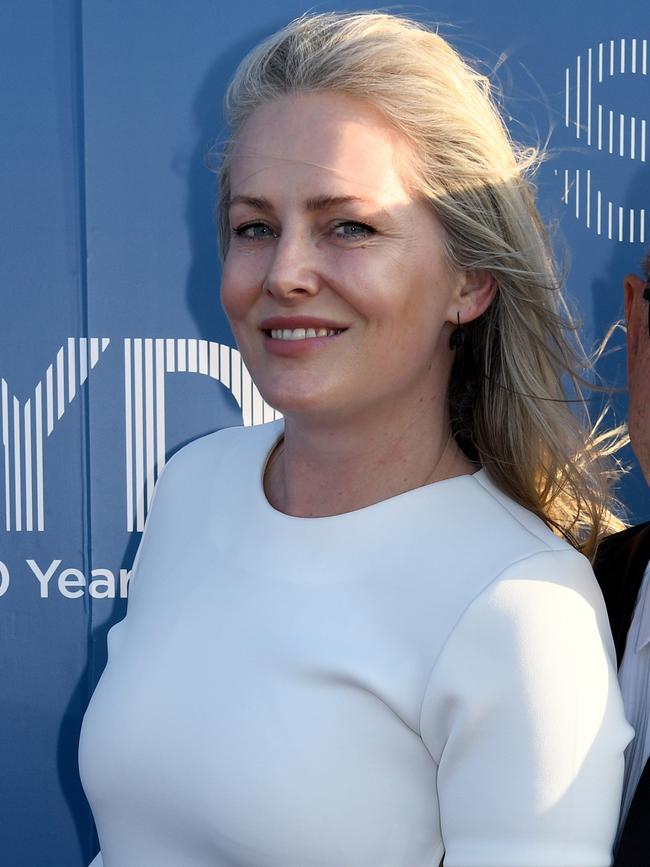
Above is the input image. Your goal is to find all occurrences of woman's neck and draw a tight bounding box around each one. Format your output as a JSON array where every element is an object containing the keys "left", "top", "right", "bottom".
[{"left": 264, "top": 398, "right": 476, "bottom": 518}]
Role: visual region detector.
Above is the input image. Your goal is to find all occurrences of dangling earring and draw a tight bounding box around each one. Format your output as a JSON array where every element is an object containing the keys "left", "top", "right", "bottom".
[{"left": 449, "top": 312, "right": 465, "bottom": 350}]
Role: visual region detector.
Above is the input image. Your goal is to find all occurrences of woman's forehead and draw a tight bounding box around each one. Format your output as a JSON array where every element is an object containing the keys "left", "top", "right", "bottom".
[{"left": 229, "top": 92, "right": 415, "bottom": 203}]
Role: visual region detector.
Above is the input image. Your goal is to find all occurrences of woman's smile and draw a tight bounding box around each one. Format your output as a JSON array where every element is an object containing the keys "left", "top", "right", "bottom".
[{"left": 259, "top": 315, "right": 349, "bottom": 357}]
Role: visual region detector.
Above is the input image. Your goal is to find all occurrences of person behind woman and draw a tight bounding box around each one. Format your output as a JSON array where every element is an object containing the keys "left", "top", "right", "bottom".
[{"left": 79, "top": 12, "right": 632, "bottom": 867}]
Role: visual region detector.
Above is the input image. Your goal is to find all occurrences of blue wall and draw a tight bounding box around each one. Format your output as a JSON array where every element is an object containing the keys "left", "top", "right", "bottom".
[{"left": 1, "top": 1, "right": 648, "bottom": 864}]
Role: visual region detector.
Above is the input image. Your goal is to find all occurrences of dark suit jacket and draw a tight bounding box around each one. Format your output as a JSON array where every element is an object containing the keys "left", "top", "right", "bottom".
[{"left": 595, "top": 521, "right": 650, "bottom": 867}]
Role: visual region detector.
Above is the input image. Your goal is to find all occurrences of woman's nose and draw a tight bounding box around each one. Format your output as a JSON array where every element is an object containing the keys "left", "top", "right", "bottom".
[{"left": 262, "top": 232, "right": 320, "bottom": 300}]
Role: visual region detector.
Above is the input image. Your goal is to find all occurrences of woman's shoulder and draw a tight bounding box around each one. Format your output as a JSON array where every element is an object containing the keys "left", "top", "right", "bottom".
[
  {"left": 158, "top": 420, "right": 282, "bottom": 488},
  {"left": 421, "top": 477, "right": 621, "bottom": 759},
  {"left": 448, "top": 469, "right": 600, "bottom": 616},
  {"left": 445, "top": 469, "right": 619, "bottom": 667},
  {"left": 132, "top": 421, "right": 282, "bottom": 539},
  {"left": 431, "top": 468, "right": 588, "bottom": 591},
  {"left": 468, "top": 468, "right": 574, "bottom": 558}
]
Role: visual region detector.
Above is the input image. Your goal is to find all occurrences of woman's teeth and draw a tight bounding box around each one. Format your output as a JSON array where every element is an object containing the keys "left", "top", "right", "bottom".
[{"left": 269, "top": 328, "right": 343, "bottom": 340}]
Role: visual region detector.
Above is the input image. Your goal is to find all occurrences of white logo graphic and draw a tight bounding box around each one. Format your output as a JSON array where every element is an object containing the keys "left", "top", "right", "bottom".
[
  {"left": 1, "top": 338, "right": 110, "bottom": 532},
  {"left": 1, "top": 339, "right": 280, "bottom": 533},
  {"left": 560, "top": 36, "right": 648, "bottom": 242}
]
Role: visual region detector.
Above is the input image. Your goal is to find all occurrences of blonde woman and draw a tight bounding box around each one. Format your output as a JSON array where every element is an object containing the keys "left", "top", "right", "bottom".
[{"left": 79, "top": 13, "right": 632, "bottom": 867}]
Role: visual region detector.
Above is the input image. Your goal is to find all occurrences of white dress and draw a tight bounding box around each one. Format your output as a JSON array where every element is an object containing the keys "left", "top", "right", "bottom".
[{"left": 79, "top": 420, "right": 632, "bottom": 867}]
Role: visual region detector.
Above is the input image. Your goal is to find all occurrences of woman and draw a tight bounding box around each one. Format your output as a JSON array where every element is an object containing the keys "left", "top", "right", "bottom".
[{"left": 79, "top": 13, "right": 632, "bottom": 867}]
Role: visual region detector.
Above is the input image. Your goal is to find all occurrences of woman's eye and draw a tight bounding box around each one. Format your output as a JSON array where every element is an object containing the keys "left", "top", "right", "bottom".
[
  {"left": 333, "top": 221, "right": 375, "bottom": 240},
  {"left": 233, "top": 222, "right": 276, "bottom": 240}
]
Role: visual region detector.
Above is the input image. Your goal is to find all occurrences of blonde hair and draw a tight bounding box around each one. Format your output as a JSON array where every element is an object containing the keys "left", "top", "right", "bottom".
[{"left": 216, "top": 11, "right": 624, "bottom": 556}]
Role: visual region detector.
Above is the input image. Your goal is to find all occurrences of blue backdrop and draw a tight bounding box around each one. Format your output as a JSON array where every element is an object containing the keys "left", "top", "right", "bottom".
[{"left": 1, "top": 1, "right": 648, "bottom": 864}]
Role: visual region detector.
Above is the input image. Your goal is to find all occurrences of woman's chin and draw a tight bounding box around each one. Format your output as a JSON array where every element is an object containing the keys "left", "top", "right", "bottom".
[
  {"left": 257, "top": 385, "right": 351, "bottom": 422},
  {"left": 261, "top": 393, "right": 331, "bottom": 419}
]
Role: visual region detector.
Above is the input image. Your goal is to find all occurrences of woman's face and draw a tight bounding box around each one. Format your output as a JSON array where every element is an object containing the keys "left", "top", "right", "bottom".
[{"left": 221, "top": 91, "right": 466, "bottom": 422}]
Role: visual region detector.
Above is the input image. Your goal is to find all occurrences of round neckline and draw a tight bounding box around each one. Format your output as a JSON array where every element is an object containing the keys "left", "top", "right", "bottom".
[{"left": 257, "top": 422, "right": 485, "bottom": 523}]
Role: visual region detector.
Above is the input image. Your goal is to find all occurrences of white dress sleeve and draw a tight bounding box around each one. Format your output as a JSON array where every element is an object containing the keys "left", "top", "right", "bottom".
[
  {"left": 420, "top": 549, "right": 633, "bottom": 867},
  {"left": 87, "top": 854, "right": 103, "bottom": 867}
]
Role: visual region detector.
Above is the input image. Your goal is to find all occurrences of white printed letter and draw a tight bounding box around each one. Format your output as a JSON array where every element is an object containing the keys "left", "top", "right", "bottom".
[
  {"left": 0, "top": 561, "right": 9, "bottom": 597},
  {"left": 58, "top": 568, "right": 86, "bottom": 599},
  {"left": 27, "top": 558, "right": 61, "bottom": 598}
]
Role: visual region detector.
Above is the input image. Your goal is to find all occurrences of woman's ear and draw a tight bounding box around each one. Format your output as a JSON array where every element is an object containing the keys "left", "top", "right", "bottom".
[
  {"left": 447, "top": 269, "right": 497, "bottom": 325},
  {"left": 624, "top": 273, "right": 645, "bottom": 373},
  {"left": 624, "top": 273, "right": 644, "bottom": 329}
]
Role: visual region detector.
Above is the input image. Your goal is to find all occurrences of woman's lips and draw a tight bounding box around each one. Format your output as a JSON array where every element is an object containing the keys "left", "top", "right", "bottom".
[
  {"left": 268, "top": 326, "right": 344, "bottom": 340},
  {"left": 258, "top": 317, "right": 350, "bottom": 356},
  {"left": 261, "top": 326, "right": 347, "bottom": 357},
  {"left": 259, "top": 315, "right": 349, "bottom": 331}
]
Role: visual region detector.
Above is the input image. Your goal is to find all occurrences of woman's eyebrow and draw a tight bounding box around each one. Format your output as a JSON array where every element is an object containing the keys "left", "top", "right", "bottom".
[
  {"left": 229, "top": 194, "right": 272, "bottom": 211},
  {"left": 303, "top": 194, "right": 383, "bottom": 213},
  {"left": 229, "top": 193, "right": 388, "bottom": 218}
]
